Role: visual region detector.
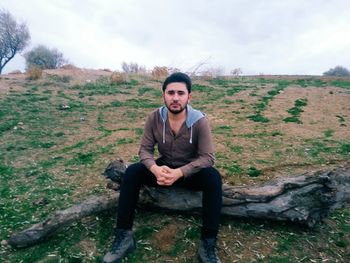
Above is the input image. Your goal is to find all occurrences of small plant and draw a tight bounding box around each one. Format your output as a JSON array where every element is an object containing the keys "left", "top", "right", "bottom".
[
  {"left": 338, "top": 143, "right": 350, "bottom": 156},
  {"left": 324, "top": 129, "right": 334, "bottom": 138},
  {"left": 26, "top": 67, "right": 43, "bottom": 80},
  {"left": 247, "top": 166, "right": 262, "bottom": 177},
  {"left": 336, "top": 115, "right": 347, "bottom": 126},
  {"left": 294, "top": 98, "right": 308, "bottom": 107}
]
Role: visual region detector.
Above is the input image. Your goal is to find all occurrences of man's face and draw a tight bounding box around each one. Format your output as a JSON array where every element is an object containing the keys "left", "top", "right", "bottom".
[{"left": 163, "top": 82, "right": 192, "bottom": 114}]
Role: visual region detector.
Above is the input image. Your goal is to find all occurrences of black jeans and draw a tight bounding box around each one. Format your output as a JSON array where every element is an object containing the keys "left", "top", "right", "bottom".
[{"left": 116, "top": 161, "right": 222, "bottom": 239}]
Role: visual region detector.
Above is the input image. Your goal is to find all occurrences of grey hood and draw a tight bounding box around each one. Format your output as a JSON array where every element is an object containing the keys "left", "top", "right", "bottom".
[{"left": 158, "top": 105, "right": 205, "bottom": 144}]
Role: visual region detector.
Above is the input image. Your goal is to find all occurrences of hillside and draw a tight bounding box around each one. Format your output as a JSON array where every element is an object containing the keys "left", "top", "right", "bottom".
[{"left": 0, "top": 69, "right": 349, "bottom": 262}]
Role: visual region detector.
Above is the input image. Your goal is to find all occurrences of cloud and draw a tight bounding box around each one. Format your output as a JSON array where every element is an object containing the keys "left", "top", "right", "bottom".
[{"left": 2, "top": 0, "right": 350, "bottom": 74}]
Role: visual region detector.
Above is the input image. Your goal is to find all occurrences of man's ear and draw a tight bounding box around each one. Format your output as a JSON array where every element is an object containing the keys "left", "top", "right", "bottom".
[{"left": 188, "top": 93, "right": 192, "bottom": 103}]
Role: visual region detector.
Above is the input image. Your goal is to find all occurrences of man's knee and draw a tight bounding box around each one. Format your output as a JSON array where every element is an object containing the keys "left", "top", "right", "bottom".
[
  {"left": 123, "top": 162, "right": 147, "bottom": 185},
  {"left": 200, "top": 167, "right": 222, "bottom": 189}
]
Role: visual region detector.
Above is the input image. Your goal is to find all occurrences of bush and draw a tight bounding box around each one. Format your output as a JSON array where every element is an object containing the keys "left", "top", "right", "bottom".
[
  {"left": 323, "top": 66, "right": 350, "bottom": 77},
  {"left": 230, "top": 68, "right": 242, "bottom": 77},
  {"left": 110, "top": 71, "right": 128, "bottom": 84},
  {"left": 151, "top": 66, "right": 168, "bottom": 80},
  {"left": 26, "top": 67, "right": 42, "bottom": 80},
  {"left": 121, "top": 62, "right": 146, "bottom": 74},
  {"left": 25, "top": 45, "right": 66, "bottom": 70}
]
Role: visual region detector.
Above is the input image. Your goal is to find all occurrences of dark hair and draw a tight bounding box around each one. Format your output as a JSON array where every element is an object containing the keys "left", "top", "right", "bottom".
[{"left": 162, "top": 72, "right": 192, "bottom": 93}]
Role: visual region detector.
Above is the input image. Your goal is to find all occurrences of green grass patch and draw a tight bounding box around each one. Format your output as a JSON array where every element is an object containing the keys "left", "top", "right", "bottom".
[
  {"left": 213, "top": 125, "right": 233, "bottom": 134},
  {"left": 247, "top": 166, "right": 262, "bottom": 177},
  {"left": 338, "top": 142, "right": 350, "bottom": 156},
  {"left": 248, "top": 81, "right": 289, "bottom": 123},
  {"left": 116, "top": 138, "right": 134, "bottom": 144},
  {"left": 330, "top": 80, "right": 350, "bottom": 89},
  {"left": 138, "top": 86, "right": 162, "bottom": 97},
  {"left": 222, "top": 162, "right": 243, "bottom": 175},
  {"left": 192, "top": 84, "right": 214, "bottom": 93},
  {"left": 336, "top": 115, "right": 347, "bottom": 126},
  {"left": 248, "top": 113, "right": 269, "bottom": 123},
  {"left": 324, "top": 129, "right": 334, "bottom": 138},
  {"left": 283, "top": 98, "right": 308, "bottom": 124},
  {"left": 111, "top": 99, "right": 160, "bottom": 109},
  {"left": 226, "top": 142, "right": 243, "bottom": 153}
]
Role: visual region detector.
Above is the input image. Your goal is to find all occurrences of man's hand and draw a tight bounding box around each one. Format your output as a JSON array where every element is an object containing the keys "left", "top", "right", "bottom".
[
  {"left": 150, "top": 165, "right": 170, "bottom": 185},
  {"left": 150, "top": 165, "right": 184, "bottom": 186},
  {"left": 157, "top": 166, "right": 183, "bottom": 186}
]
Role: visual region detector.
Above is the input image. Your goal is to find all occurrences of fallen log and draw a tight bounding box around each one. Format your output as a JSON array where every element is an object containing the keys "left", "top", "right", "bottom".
[{"left": 8, "top": 160, "right": 350, "bottom": 248}]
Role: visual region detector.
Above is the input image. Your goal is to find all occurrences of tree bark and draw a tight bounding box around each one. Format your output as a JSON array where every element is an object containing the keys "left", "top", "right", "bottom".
[{"left": 8, "top": 160, "right": 350, "bottom": 248}]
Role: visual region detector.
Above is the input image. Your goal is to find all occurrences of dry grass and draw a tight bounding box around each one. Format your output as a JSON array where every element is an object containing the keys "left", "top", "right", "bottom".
[
  {"left": 110, "top": 71, "right": 128, "bottom": 84},
  {"left": 151, "top": 66, "right": 169, "bottom": 80},
  {"left": 26, "top": 67, "right": 43, "bottom": 80}
]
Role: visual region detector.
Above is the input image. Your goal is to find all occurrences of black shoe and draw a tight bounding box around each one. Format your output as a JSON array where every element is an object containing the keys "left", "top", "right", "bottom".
[
  {"left": 102, "top": 229, "right": 136, "bottom": 263},
  {"left": 198, "top": 238, "right": 221, "bottom": 263}
]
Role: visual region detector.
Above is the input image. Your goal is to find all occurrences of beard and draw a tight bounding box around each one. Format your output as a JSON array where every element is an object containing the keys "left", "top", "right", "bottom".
[{"left": 166, "top": 102, "right": 187, "bottom": 114}]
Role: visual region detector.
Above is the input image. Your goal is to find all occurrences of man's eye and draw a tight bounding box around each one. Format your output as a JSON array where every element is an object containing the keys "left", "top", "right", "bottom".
[{"left": 168, "top": 91, "right": 175, "bottom": 95}]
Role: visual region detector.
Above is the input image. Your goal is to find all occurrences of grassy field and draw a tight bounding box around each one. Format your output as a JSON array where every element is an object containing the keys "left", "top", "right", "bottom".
[{"left": 0, "top": 70, "right": 349, "bottom": 262}]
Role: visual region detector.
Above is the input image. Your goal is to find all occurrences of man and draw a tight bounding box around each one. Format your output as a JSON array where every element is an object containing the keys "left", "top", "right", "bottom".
[{"left": 102, "top": 72, "right": 222, "bottom": 263}]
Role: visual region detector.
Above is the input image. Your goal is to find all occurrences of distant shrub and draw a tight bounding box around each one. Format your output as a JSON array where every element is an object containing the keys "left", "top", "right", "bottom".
[
  {"left": 26, "top": 67, "right": 42, "bottom": 80},
  {"left": 121, "top": 62, "right": 146, "bottom": 74},
  {"left": 323, "top": 66, "right": 350, "bottom": 77},
  {"left": 201, "top": 66, "right": 225, "bottom": 79},
  {"left": 110, "top": 71, "right": 128, "bottom": 84},
  {"left": 60, "top": 64, "right": 77, "bottom": 70},
  {"left": 25, "top": 45, "right": 67, "bottom": 70},
  {"left": 8, "top": 70, "right": 22, "bottom": 74},
  {"left": 230, "top": 68, "right": 242, "bottom": 77},
  {"left": 151, "top": 66, "right": 169, "bottom": 80}
]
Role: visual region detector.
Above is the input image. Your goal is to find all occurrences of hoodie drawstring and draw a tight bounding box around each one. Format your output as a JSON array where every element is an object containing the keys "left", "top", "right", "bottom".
[{"left": 190, "top": 126, "right": 193, "bottom": 144}]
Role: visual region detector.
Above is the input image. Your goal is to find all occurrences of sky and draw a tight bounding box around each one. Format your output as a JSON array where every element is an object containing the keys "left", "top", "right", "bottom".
[{"left": 1, "top": 0, "right": 350, "bottom": 75}]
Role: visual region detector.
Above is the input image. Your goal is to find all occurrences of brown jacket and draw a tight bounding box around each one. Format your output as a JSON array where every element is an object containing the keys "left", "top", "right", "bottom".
[{"left": 139, "top": 105, "right": 215, "bottom": 177}]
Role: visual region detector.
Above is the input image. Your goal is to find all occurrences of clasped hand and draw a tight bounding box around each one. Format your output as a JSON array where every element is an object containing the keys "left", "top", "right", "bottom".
[{"left": 150, "top": 165, "right": 183, "bottom": 186}]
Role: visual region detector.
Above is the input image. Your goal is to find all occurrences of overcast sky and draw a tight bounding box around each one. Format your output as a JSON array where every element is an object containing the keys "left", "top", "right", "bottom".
[{"left": 2, "top": 0, "right": 350, "bottom": 75}]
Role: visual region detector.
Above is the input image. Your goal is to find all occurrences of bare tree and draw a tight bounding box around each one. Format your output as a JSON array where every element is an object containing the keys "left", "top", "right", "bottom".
[{"left": 0, "top": 9, "right": 30, "bottom": 74}]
